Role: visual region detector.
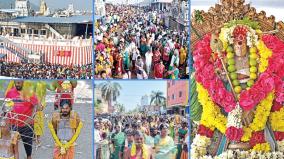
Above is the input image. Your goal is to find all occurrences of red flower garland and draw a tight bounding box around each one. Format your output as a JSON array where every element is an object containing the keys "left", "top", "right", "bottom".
[
  {"left": 193, "top": 34, "right": 236, "bottom": 112},
  {"left": 225, "top": 126, "right": 243, "bottom": 142},
  {"left": 198, "top": 124, "right": 214, "bottom": 138},
  {"left": 274, "top": 131, "right": 284, "bottom": 141},
  {"left": 193, "top": 34, "right": 284, "bottom": 112},
  {"left": 249, "top": 131, "right": 266, "bottom": 147}
]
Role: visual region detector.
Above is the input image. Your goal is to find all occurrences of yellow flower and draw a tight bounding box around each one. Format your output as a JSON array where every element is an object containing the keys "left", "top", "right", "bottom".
[
  {"left": 241, "top": 92, "right": 274, "bottom": 142},
  {"left": 219, "top": 28, "right": 229, "bottom": 51},
  {"left": 131, "top": 143, "right": 148, "bottom": 159},
  {"left": 269, "top": 107, "right": 284, "bottom": 131},
  {"left": 252, "top": 143, "right": 271, "bottom": 152},
  {"left": 256, "top": 40, "right": 273, "bottom": 73},
  {"left": 197, "top": 83, "right": 227, "bottom": 134}
]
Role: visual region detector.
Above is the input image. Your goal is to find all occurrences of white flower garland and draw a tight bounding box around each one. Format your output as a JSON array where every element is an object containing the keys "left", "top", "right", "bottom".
[
  {"left": 191, "top": 134, "right": 212, "bottom": 159},
  {"left": 246, "top": 27, "right": 258, "bottom": 47},
  {"left": 278, "top": 140, "right": 284, "bottom": 152},
  {"left": 226, "top": 103, "right": 243, "bottom": 129},
  {"left": 192, "top": 149, "right": 284, "bottom": 159},
  {"left": 220, "top": 25, "right": 258, "bottom": 47}
]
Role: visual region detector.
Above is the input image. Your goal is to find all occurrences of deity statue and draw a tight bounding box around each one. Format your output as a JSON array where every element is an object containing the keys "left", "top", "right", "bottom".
[{"left": 190, "top": 2, "right": 284, "bottom": 158}]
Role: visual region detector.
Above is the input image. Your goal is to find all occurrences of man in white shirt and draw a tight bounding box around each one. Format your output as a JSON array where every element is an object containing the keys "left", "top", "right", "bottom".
[
  {"left": 170, "top": 49, "right": 180, "bottom": 70},
  {"left": 145, "top": 50, "right": 153, "bottom": 76},
  {"left": 94, "top": 122, "right": 102, "bottom": 159}
]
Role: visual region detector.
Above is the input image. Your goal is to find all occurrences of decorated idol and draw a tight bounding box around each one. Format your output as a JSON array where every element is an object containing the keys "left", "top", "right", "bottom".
[{"left": 190, "top": 0, "right": 284, "bottom": 158}]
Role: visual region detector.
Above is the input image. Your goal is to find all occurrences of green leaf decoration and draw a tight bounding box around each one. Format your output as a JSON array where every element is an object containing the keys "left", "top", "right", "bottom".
[
  {"left": 194, "top": 10, "right": 204, "bottom": 24},
  {"left": 224, "top": 17, "right": 260, "bottom": 29},
  {"left": 190, "top": 73, "right": 203, "bottom": 121}
]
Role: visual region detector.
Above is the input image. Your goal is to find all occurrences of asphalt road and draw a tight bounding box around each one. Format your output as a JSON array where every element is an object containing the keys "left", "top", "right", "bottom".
[{"left": 18, "top": 101, "right": 93, "bottom": 159}]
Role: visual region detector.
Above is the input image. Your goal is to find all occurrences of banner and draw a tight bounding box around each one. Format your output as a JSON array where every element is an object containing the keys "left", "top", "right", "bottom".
[{"left": 56, "top": 50, "right": 71, "bottom": 57}]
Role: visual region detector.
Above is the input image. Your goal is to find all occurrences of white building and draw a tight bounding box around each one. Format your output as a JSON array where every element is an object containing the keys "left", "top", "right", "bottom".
[
  {"left": 151, "top": 0, "right": 173, "bottom": 11},
  {"left": 95, "top": 85, "right": 109, "bottom": 114},
  {"left": 14, "top": 0, "right": 31, "bottom": 17},
  {"left": 95, "top": 0, "right": 106, "bottom": 16},
  {"left": 141, "top": 95, "right": 149, "bottom": 106},
  {"left": 169, "top": 0, "right": 189, "bottom": 31},
  {"left": 140, "top": 95, "right": 149, "bottom": 112},
  {"left": 67, "top": 4, "right": 75, "bottom": 14}
]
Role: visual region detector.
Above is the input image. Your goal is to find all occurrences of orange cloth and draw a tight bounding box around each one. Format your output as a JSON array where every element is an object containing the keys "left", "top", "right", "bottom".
[
  {"left": 53, "top": 146, "right": 75, "bottom": 159},
  {"left": 180, "top": 150, "right": 188, "bottom": 159}
]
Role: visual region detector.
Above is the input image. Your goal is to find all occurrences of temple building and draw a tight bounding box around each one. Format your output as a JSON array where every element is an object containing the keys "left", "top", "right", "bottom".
[
  {"left": 14, "top": 0, "right": 31, "bottom": 17},
  {"left": 39, "top": 0, "right": 49, "bottom": 16}
]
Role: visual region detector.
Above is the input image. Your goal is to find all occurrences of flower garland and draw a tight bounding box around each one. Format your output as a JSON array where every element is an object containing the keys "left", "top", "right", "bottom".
[
  {"left": 193, "top": 34, "right": 236, "bottom": 112},
  {"left": 191, "top": 134, "right": 212, "bottom": 159},
  {"left": 252, "top": 143, "right": 271, "bottom": 152},
  {"left": 256, "top": 39, "right": 273, "bottom": 73},
  {"left": 269, "top": 107, "right": 284, "bottom": 132},
  {"left": 130, "top": 143, "right": 148, "bottom": 159},
  {"left": 261, "top": 35, "right": 284, "bottom": 104},
  {"left": 192, "top": 150, "right": 284, "bottom": 159},
  {"left": 196, "top": 82, "right": 227, "bottom": 134},
  {"left": 241, "top": 92, "right": 274, "bottom": 142},
  {"left": 48, "top": 121, "right": 83, "bottom": 154},
  {"left": 193, "top": 33, "right": 284, "bottom": 112},
  {"left": 278, "top": 140, "right": 284, "bottom": 152},
  {"left": 225, "top": 104, "right": 243, "bottom": 141}
]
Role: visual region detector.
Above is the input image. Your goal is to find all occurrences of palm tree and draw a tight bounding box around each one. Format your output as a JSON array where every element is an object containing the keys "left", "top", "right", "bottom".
[
  {"left": 99, "top": 81, "right": 122, "bottom": 113},
  {"left": 95, "top": 99, "right": 102, "bottom": 115},
  {"left": 150, "top": 91, "right": 166, "bottom": 112}
]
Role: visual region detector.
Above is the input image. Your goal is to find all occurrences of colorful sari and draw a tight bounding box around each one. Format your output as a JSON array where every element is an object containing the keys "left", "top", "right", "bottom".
[
  {"left": 176, "top": 129, "right": 187, "bottom": 159},
  {"left": 169, "top": 123, "right": 175, "bottom": 139},
  {"left": 145, "top": 135, "right": 155, "bottom": 148},
  {"left": 111, "top": 132, "right": 125, "bottom": 159},
  {"left": 100, "top": 139, "right": 110, "bottom": 159},
  {"left": 154, "top": 135, "right": 176, "bottom": 159}
]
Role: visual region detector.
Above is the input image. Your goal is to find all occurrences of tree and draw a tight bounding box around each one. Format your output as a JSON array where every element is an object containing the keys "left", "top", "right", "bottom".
[
  {"left": 99, "top": 81, "right": 122, "bottom": 113},
  {"left": 150, "top": 91, "right": 166, "bottom": 111},
  {"left": 95, "top": 99, "right": 102, "bottom": 115},
  {"left": 114, "top": 103, "right": 125, "bottom": 114}
]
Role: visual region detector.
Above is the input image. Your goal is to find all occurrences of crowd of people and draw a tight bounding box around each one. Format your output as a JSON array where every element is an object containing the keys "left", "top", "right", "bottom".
[
  {"left": 0, "top": 61, "right": 92, "bottom": 79},
  {"left": 94, "top": 114, "right": 189, "bottom": 159},
  {"left": 94, "top": 5, "right": 189, "bottom": 79}
]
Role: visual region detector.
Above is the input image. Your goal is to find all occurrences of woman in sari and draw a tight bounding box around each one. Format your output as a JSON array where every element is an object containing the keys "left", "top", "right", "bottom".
[
  {"left": 154, "top": 124, "right": 176, "bottom": 159},
  {"left": 111, "top": 125, "right": 125, "bottom": 159},
  {"left": 176, "top": 122, "right": 188, "bottom": 159},
  {"left": 100, "top": 132, "right": 110, "bottom": 159},
  {"left": 180, "top": 133, "right": 189, "bottom": 159}
]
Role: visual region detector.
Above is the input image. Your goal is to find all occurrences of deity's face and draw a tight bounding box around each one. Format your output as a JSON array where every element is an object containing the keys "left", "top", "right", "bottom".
[
  {"left": 233, "top": 26, "right": 248, "bottom": 57},
  {"left": 234, "top": 35, "right": 247, "bottom": 57}
]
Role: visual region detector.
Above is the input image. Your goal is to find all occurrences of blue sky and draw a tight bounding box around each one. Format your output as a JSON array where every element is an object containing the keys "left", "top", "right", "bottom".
[
  {"left": 29, "top": 0, "right": 92, "bottom": 11},
  {"left": 95, "top": 80, "right": 167, "bottom": 111}
]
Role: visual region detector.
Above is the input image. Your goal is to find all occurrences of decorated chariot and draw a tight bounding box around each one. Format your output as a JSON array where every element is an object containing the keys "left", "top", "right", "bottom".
[{"left": 190, "top": 0, "right": 284, "bottom": 158}]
